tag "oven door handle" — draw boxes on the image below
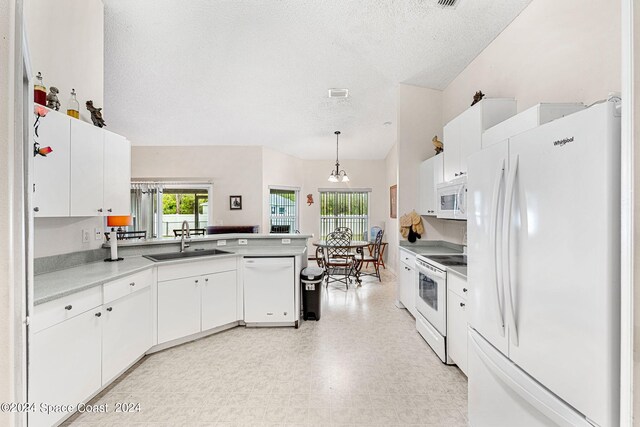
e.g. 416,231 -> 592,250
416,265 -> 446,280
490,159 -> 506,336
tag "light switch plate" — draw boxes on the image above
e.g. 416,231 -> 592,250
282,238 -> 291,244
238,239 -> 248,245
94,228 -> 102,240
217,240 -> 227,246
82,229 -> 90,243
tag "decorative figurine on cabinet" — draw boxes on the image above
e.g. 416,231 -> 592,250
86,100 -> 106,127
471,90 -> 485,106
46,87 -> 60,111
432,135 -> 443,154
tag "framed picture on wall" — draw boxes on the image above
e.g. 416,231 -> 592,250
390,185 -> 397,219
230,195 -> 242,210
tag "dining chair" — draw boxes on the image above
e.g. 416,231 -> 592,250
360,229 -> 384,281
334,227 -> 352,240
323,231 -> 355,289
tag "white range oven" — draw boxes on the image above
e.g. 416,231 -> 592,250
415,256 -> 450,364
414,253 -> 467,364
436,177 -> 467,220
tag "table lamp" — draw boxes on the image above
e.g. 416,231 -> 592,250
105,215 -> 131,262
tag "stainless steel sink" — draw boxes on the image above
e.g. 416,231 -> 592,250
144,249 -> 232,262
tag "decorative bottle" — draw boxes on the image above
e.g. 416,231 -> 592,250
67,89 -> 80,119
34,72 -> 46,106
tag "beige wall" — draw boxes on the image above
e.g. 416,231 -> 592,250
442,0 -> 621,123
385,142 -> 399,273
131,146 -> 264,229
24,0 -> 104,120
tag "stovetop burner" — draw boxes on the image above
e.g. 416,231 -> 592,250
422,254 -> 467,267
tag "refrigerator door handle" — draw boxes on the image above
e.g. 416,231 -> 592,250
502,155 -> 519,346
490,159 -> 506,335
469,329 -> 592,427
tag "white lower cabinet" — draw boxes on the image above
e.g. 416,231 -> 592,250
447,273 -> 468,375
157,259 -> 239,343
201,270 -> 238,330
102,287 -> 152,384
158,276 -> 202,343
29,308 -> 102,427
398,249 -> 416,317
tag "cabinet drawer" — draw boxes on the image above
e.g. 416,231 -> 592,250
157,257 -> 237,282
448,271 -> 468,299
399,249 -> 416,267
32,286 -> 102,333
103,269 -> 152,304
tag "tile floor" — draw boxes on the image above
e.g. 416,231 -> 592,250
66,267 -> 468,426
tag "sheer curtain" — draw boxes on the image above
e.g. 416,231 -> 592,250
130,182 -> 164,239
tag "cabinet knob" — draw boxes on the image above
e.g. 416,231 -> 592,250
455,173 -> 459,177
205,278 -> 209,282
95,312 -> 102,317
460,302 -> 466,307
195,279 -> 199,284
463,288 -> 468,292
97,208 -> 103,213
64,305 -> 72,311
33,207 -> 40,212
107,208 -> 113,212
106,307 -> 113,312
129,282 -> 136,287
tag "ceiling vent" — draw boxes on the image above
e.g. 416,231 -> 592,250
328,88 -> 349,98
436,0 -> 462,8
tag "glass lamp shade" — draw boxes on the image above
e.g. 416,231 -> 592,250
107,215 -> 132,228
328,174 -> 339,183
341,173 -> 350,182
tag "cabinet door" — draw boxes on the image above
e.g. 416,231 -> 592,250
103,131 -> 131,216
201,270 -> 237,330
29,309 -> 102,427
70,120 -> 104,216
243,258 -> 295,323
458,107 -> 483,177
443,120 -> 461,182
447,290 -> 468,375
157,277 -> 201,343
418,158 -> 435,215
400,263 -> 416,317
102,288 -> 152,384
34,109 -> 71,217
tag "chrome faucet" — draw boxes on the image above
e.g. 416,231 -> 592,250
180,220 -> 191,252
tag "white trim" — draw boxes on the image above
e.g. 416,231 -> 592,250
620,0 -> 634,424
318,187 -> 372,193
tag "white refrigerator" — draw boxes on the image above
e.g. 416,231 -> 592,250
466,100 -> 621,427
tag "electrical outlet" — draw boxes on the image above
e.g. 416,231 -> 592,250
238,239 -> 248,245
94,227 -> 102,240
281,238 -> 291,245
217,240 -> 227,246
82,229 -> 90,243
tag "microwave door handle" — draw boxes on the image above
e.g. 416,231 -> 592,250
490,159 -> 506,336
456,184 -> 466,215
502,155 -> 519,346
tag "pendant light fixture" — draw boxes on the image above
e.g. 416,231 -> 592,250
328,131 -> 349,182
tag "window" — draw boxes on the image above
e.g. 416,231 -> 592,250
131,182 -> 212,238
320,191 -> 369,241
269,188 -> 298,233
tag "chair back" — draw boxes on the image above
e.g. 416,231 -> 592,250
326,231 -> 352,259
334,227 -> 352,240
371,229 -> 384,258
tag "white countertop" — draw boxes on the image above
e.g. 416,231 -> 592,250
34,246 -> 307,305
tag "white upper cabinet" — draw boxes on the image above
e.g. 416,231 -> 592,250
33,109 -> 71,217
70,119 -> 104,216
32,108 -> 132,217
103,130 -> 131,216
418,154 -> 443,216
443,99 -> 516,182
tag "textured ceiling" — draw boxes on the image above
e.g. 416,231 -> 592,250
104,0 -> 531,159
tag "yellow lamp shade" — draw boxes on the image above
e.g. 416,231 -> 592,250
107,215 -> 132,227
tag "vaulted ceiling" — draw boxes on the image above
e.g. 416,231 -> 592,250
104,0 -> 531,159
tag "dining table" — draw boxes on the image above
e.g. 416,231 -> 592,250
312,240 -> 370,286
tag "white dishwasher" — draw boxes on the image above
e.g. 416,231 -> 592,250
243,257 -> 295,325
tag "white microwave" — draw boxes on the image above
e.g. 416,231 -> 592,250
436,177 -> 467,220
